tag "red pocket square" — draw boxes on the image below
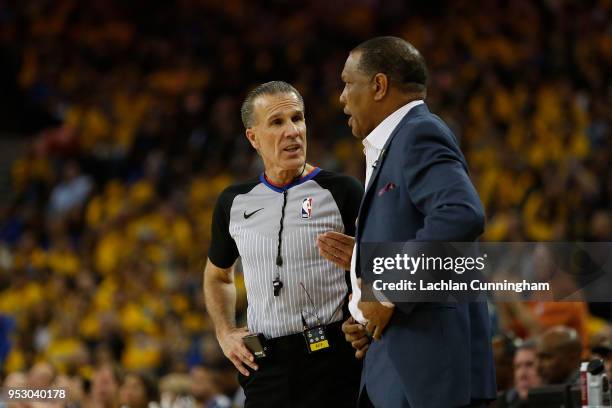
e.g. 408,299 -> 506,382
378,182 -> 396,196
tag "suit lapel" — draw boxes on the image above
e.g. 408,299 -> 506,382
356,103 -> 429,237
354,103 -> 429,276
356,136 -> 394,224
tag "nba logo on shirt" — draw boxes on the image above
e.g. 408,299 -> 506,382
301,198 -> 313,219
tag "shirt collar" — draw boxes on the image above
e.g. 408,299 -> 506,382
259,167 -> 321,193
363,100 -> 424,151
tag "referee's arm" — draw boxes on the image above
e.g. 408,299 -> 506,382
204,259 -> 258,376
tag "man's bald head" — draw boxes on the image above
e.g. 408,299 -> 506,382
536,326 -> 582,384
539,326 -> 581,351
28,362 -> 56,388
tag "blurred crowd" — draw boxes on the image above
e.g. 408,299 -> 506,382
1,361 -> 240,408
492,326 -> 612,407
0,0 -> 611,406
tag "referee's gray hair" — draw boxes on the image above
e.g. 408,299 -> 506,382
240,81 -> 305,128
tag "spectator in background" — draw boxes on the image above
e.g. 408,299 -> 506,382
189,365 -> 231,408
195,360 -> 241,407
496,244 -> 590,354
2,372 -> 29,408
589,210 -> 612,241
27,361 -> 56,388
2,371 -> 28,387
119,372 -> 160,408
536,326 -> 582,386
492,334 -> 517,394
48,160 -> 93,217
504,340 -> 542,407
158,373 -> 191,408
90,363 -> 123,408
53,374 -> 86,408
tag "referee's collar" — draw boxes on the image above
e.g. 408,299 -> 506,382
260,167 -> 321,193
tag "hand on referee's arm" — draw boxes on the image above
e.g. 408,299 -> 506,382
316,231 -> 354,270
342,317 -> 370,359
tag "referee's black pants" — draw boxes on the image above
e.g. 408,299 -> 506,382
238,321 -> 362,408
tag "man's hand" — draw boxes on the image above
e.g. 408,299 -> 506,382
217,327 -> 258,376
342,317 -> 370,359
316,231 -> 354,270
359,301 -> 395,340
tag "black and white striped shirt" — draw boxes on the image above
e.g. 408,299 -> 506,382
208,168 -> 363,338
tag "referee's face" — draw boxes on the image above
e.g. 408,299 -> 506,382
246,92 -> 307,176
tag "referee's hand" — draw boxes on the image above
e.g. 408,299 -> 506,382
218,327 -> 258,376
317,231 -> 354,270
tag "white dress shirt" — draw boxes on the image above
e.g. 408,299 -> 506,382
348,100 -> 425,324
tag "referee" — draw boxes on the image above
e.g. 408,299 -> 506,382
204,81 -> 363,408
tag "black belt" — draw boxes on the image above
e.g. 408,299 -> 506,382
264,320 -> 346,358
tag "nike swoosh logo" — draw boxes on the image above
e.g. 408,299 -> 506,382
243,208 -> 264,219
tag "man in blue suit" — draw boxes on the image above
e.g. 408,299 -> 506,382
317,37 -> 496,407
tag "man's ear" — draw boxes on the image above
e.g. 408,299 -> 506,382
245,128 -> 259,150
372,73 -> 389,101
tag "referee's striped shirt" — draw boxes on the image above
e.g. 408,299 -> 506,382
208,167 -> 363,338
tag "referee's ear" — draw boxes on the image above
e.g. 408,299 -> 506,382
245,128 -> 260,153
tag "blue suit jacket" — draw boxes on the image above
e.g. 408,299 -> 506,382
356,103 -> 496,407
